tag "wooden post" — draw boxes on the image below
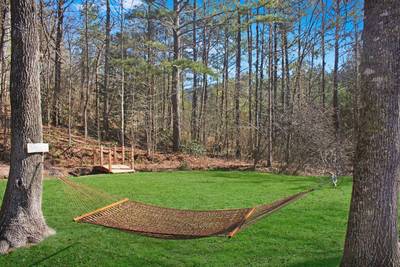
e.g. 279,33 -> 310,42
93,147 -> 96,165
130,145 -> 135,170
100,145 -> 104,166
114,146 -> 117,163
122,146 -> 125,165
108,149 -> 112,172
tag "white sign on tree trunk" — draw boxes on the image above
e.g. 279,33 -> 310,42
27,143 -> 49,154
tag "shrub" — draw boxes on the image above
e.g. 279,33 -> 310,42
178,160 -> 191,171
181,141 -> 206,156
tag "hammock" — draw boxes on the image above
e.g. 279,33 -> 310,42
60,177 -> 313,239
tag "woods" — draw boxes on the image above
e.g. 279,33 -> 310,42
0,0 -> 363,174
1,0 -> 400,264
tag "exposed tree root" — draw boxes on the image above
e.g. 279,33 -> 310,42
0,224 -> 55,254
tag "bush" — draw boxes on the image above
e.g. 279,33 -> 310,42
178,160 -> 191,171
181,141 -> 206,156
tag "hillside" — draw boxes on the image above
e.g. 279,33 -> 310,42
0,126 -> 253,178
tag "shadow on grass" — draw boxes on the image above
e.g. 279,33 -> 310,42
28,243 -> 78,267
289,256 -> 341,267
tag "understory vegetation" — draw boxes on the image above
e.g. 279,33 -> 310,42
0,171 -> 351,266
0,0 -> 363,174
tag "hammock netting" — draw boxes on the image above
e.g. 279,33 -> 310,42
60,177 -> 312,239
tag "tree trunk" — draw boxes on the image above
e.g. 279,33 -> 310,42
120,0 -> 125,147
52,0 -> 64,126
352,16 -> 360,146
267,23 -> 273,167
272,23 -> 278,136
0,0 -> 9,111
199,6 -> 210,145
171,0 -> 181,152
234,11 -> 241,159
145,2 -> 154,155
282,27 -> 291,165
103,0 -> 111,137
222,27 -> 229,155
190,0 -> 198,142
341,1 -> 400,266
67,39 -> 73,146
247,7 -> 253,153
83,0 -> 90,141
253,8 -> 260,164
0,0 -> 54,254
332,0 -> 340,137
320,0 -> 326,107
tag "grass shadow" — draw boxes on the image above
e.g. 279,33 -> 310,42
28,243 -> 78,266
289,256 -> 341,267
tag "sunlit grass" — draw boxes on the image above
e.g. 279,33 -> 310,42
0,171 -> 351,267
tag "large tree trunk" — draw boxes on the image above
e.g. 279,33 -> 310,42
341,1 -> 400,266
0,0 -> 54,254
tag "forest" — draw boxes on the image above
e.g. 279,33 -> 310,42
1,0 -> 400,265
0,0 -> 362,174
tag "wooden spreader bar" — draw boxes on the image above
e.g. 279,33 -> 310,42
228,207 -> 256,238
74,198 -> 129,222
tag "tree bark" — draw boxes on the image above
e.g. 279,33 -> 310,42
234,11 -> 241,159
341,1 -> 400,266
0,0 -> 54,254
120,0 -> 125,147
171,0 -> 181,152
320,0 -> 326,107
0,0 -> 9,111
52,0 -> 64,126
222,27 -> 229,155
282,27 -> 291,165
83,0 -> 90,141
246,6 -> 253,153
332,0 -> 340,137
190,0 -> 198,142
103,0 -> 111,137
267,23 -> 273,167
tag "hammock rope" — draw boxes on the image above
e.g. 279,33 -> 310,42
59,177 -> 313,239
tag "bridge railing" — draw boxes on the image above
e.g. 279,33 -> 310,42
93,145 -> 135,172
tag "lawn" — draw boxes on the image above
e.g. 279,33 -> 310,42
0,171 -> 351,267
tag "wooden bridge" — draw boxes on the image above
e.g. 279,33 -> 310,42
93,145 -> 135,174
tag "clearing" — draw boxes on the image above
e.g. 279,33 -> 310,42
0,171 -> 350,266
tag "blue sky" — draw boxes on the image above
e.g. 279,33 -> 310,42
69,0 -> 363,72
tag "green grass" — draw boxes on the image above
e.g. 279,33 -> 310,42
0,171 -> 351,267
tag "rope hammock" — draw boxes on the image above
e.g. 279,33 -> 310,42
59,177 -> 313,239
